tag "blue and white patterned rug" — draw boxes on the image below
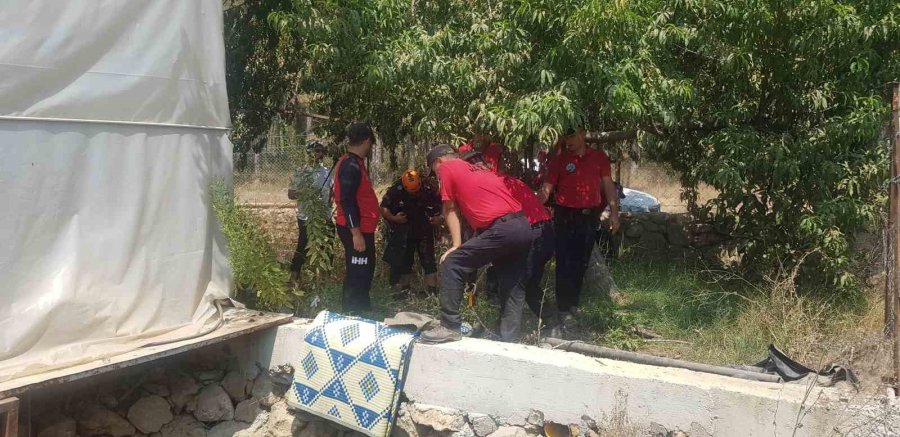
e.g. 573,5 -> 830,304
286,311 -> 417,437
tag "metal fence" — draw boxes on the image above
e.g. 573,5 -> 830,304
234,146 -> 698,212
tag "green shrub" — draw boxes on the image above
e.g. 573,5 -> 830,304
210,181 -> 292,310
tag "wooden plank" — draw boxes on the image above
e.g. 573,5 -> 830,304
0,398 -> 17,414
0,310 -> 292,398
0,397 -> 18,437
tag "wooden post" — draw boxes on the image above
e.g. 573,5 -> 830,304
891,82 -> 900,389
0,397 -> 19,437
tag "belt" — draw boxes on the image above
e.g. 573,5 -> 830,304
531,219 -> 551,229
478,212 -> 525,233
554,206 -> 600,218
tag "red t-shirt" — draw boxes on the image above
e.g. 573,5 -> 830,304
482,143 -> 504,174
503,176 -> 550,225
437,159 -> 521,230
546,148 -> 612,208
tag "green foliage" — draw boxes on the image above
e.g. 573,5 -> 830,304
265,0 -> 899,290
211,181 -> 293,310
293,164 -> 340,280
649,0 -> 897,288
225,0 -> 299,152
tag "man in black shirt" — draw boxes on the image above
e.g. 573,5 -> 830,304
380,169 -> 443,296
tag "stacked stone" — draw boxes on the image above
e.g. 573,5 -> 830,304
30,348 -> 362,437
394,403 -> 619,437
619,212 -> 728,262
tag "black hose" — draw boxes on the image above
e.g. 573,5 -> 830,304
543,338 -> 782,384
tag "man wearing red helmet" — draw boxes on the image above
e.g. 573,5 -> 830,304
380,169 -> 443,296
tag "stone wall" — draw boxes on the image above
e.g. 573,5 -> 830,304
616,212 -> 729,263
27,342 -> 668,437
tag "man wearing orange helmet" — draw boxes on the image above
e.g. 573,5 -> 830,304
380,169 -> 443,296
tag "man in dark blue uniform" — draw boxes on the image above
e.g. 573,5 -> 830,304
380,169 -> 443,296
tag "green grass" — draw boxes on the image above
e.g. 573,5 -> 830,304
286,252 -> 886,384
572,259 -> 884,373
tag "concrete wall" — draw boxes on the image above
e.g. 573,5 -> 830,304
253,322 -> 861,437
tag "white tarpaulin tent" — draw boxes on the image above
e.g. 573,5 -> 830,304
0,0 -> 232,383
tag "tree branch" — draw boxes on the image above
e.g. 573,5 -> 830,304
586,129 -> 638,143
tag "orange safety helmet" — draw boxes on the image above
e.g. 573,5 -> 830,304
401,169 -> 422,193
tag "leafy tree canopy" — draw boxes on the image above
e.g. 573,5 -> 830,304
258,0 -> 899,289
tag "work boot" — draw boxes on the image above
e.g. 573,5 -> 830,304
419,325 -> 462,344
541,323 -> 564,340
390,284 -> 411,301
561,311 -> 578,330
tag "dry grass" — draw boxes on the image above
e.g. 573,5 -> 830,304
618,162 -> 718,213
235,179 -> 293,204
597,391 -> 643,437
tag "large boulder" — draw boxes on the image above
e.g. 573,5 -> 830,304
666,223 -> 690,247
393,404 -> 419,437
143,383 -> 171,398
128,396 -> 174,434
77,404 -> 136,437
194,385 -> 234,422
263,401 -> 303,436
194,370 -> 225,385
169,375 -> 201,414
234,399 -> 261,424
35,412 -> 77,437
468,413 -> 498,437
639,232 -> 668,252
222,371 -> 250,402
409,404 -> 467,433
251,373 -> 279,408
159,415 -> 207,437
207,421 -> 248,437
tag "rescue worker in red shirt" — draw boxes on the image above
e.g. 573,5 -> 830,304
539,128 -> 621,326
461,134 -> 505,174
420,145 -> 532,343
380,169 -> 443,296
462,151 -> 561,336
333,123 -> 380,313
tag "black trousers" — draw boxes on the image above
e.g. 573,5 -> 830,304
290,217 -> 309,274
386,232 -> 437,286
554,207 -> 599,312
439,213 -> 531,341
337,225 -> 375,313
526,221 -> 558,324
484,221 -> 558,325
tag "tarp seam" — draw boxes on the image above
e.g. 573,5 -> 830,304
0,116 -> 230,131
0,62 -> 223,86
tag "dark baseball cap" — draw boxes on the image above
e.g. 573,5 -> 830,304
461,150 -> 482,163
426,144 -> 456,167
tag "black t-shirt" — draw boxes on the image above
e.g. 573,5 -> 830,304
380,179 -> 441,238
